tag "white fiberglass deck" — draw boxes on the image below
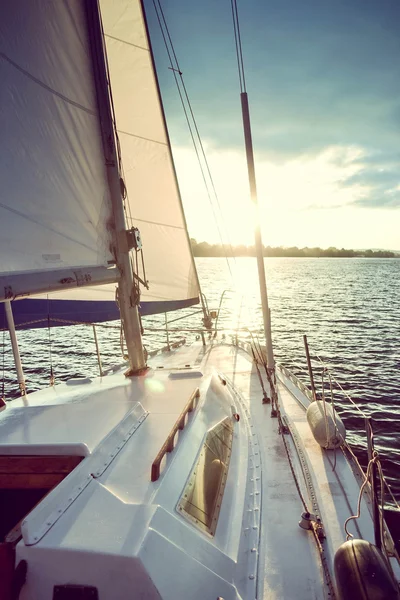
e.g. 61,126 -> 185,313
0,341 -> 392,599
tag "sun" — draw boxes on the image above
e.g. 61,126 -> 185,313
171,143 -> 400,251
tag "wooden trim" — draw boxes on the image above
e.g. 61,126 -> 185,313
0,455 -> 82,475
151,388 -> 200,482
0,474 -> 65,490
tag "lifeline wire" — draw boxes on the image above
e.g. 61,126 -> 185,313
314,354 -> 399,507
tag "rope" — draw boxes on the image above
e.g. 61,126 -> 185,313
244,334 -> 336,596
313,355 -> 400,508
280,424 -> 308,513
250,345 -> 270,403
328,372 -> 338,470
315,355 -> 368,419
321,367 -> 330,449
344,453 -> 378,540
343,449 -> 395,565
152,0 -> 236,278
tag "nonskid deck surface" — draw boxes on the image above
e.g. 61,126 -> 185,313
0,341 -> 394,599
201,343 -> 326,599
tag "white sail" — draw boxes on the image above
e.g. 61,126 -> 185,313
0,0 -> 116,298
0,0 -> 199,322
100,0 -> 199,309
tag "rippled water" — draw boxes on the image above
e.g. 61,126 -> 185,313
2,257 -> 399,501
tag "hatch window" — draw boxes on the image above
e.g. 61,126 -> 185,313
177,417 -> 233,536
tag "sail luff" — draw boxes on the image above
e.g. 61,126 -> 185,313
85,0 -> 146,372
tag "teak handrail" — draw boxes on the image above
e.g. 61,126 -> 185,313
151,388 -> 200,482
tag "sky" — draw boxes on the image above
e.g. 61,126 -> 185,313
144,0 -> 400,250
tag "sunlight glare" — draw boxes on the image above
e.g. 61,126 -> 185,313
171,143 -> 400,250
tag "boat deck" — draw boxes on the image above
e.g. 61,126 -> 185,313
1,340 -> 396,599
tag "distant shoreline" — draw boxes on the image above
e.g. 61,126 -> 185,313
191,240 -> 399,259
194,254 -> 400,258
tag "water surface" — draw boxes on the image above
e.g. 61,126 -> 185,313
2,257 -> 399,501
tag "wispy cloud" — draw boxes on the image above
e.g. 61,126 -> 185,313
146,0 -> 400,246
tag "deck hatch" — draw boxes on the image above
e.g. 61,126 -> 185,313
177,417 -> 234,536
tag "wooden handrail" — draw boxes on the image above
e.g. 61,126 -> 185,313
151,388 -> 200,482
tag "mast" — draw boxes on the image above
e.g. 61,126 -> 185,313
241,94 -> 274,368
232,1 -> 274,368
86,0 -> 146,373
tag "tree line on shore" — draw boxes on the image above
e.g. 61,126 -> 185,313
190,240 -> 398,258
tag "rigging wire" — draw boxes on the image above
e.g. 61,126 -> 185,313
152,0 -> 236,278
155,0 -> 230,226
230,0 -> 246,93
314,354 -> 399,508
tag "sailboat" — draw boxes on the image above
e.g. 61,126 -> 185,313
0,1 -> 399,599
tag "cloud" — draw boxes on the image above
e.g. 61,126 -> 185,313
352,190 -> 400,209
337,151 -> 400,208
147,0 -> 400,211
